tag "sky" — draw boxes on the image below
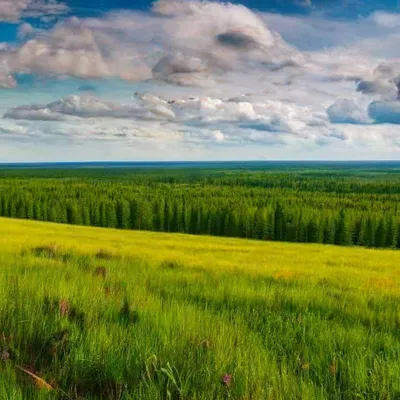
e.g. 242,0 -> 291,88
0,0 -> 399,161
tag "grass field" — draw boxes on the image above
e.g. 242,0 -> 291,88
0,217 -> 399,399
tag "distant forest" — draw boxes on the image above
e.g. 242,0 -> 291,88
1,164 -> 400,248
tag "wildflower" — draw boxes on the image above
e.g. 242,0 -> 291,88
1,350 -> 10,361
221,373 -> 232,387
329,363 -> 337,376
59,299 -> 70,316
302,362 -> 310,370
94,266 -> 107,278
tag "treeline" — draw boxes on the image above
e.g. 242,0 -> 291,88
1,170 -> 400,248
3,166 -> 400,193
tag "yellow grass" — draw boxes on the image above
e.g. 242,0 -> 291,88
1,217 -> 400,399
1,217 -> 399,296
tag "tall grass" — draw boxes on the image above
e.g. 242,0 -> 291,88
0,218 -> 399,399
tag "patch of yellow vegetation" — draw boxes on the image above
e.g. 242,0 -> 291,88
273,270 -> 301,280
367,277 -> 397,291
1,217 -> 400,296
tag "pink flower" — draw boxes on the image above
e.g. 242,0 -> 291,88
221,373 -> 232,387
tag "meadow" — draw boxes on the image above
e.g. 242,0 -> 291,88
0,217 -> 399,399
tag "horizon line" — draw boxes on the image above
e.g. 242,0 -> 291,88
1,160 -> 400,165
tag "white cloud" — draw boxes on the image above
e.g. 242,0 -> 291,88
370,12 -> 400,29
4,17 -> 152,81
154,0 -> 304,70
0,73 -> 16,88
327,98 -> 371,124
18,22 -> 35,39
213,130 -> 224,142
4,94 -> 177,121
3,92 -> 335,147
0,0 -> 306,85
0,0 -> 68,22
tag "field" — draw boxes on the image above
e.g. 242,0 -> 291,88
0,217 -> 399,399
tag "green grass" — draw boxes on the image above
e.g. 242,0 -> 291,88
0,217 -> 399,399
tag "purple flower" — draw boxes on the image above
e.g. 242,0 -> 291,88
221,373 -> 232,387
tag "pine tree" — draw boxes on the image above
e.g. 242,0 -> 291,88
117,200 -> 131,229
91,204 -> 101,227
106,203 -> 117,228
307,219 -> 319,243
9,200 -> 17,218
16,201 -> 26,219
49,206 -> 59,223
385,216 -> 398,248
374,219 -> 387,248
323,217 -> 335,245
82,206 -> 91,226
34,203 -> 43,221
365,217 -> 375,247
274,202 -> 284,241
100,202 -> 107,227
26,200 -> 34,220
254,208 -> 265,240
67,204 -> 79,225
335,211 -> 352,246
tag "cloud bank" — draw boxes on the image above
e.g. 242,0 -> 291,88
1,0 -> 400,160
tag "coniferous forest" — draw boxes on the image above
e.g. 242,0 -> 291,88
1,162 -> 400,248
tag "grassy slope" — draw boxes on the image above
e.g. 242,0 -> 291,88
0,217 -> 399,399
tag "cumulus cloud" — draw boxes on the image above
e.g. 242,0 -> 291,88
356,79 -> 398,98
151,53 -> 214,87
370,12 -> 400,29
0,0 -> 305,86
152,54 -> 206,76
150,0 -> 305,84
18,22 -> 35,39
354,61 -> 400,99
169,0 -> 301,65
0,0 -> 68,22
369,101 -> 400,124
0,58 -> 15,89
1,16 -> 152,81
327,99 -> 371,124
0,73 -> 16,88
374,61 -> 400,80
4,91 -> 336,147
4,95 -> 177,121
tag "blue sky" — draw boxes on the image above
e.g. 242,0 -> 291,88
0,0 -> 399,161
49,0 -> 400,17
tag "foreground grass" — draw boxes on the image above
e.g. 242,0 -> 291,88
0,218 -> 399,399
